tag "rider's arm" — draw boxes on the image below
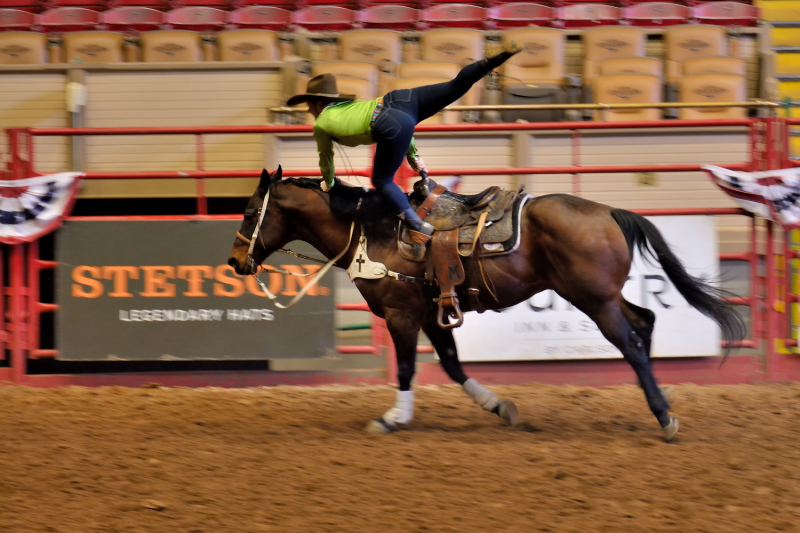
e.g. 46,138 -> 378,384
406,137 -> 427,174
313,125 -> 335,188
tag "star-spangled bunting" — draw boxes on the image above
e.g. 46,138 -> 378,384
704,165 -> 800,228
0,172 -> 83,243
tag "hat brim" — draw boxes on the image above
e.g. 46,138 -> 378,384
286,93 -> 356,107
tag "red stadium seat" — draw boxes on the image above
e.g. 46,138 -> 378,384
0,8 -> 37,29
623,2 -> 689,26
419,3 -> 486,29
169,0 -> 227,8
42,0 -> 107,10
231,0 -> 293,11
356,4 -> 417,29
0,0 -> 44,13
100,6 -> 162,30
37,7 -> 98,31
303,0 -> 357,8
555,3 -> 620,27
106,0 -> 166,9
165,6 -> 226,30
228,5 -> 290,28
691,1 -> 758,26
291,6 -> 355,30
487,2 -> 553,28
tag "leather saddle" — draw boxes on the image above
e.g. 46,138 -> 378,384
398,179 -> 525,329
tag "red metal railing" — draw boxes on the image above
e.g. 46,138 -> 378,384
2,117 -> 795,387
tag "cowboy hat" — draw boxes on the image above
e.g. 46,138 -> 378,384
286,74 -> 356,107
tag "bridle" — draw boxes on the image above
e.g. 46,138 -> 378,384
235,182 -> 355,309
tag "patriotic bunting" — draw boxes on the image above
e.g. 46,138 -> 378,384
0,172 -> 83,243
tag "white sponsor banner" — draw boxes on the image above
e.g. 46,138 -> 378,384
453,216 -> 720,361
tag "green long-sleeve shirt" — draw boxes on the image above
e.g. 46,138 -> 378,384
313,98 -> 418,186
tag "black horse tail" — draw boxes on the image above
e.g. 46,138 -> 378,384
610,208 -> 746,357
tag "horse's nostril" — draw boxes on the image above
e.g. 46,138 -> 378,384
228,257 -> 239,269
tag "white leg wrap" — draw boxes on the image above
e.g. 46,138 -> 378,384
381,390 -> 414,428
463,378 -> 500,412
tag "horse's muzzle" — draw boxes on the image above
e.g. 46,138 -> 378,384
228,255 -> 256,276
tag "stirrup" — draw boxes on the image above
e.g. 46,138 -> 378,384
408,228 -> 432,245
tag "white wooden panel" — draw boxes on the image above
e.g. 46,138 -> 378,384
82,70 -> 282,197
0,73 -> 70,174
278,137 -> 373,186
414,135 -> 513,193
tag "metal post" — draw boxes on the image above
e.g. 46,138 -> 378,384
195,134 -> 207,215
10,244 -> 26,384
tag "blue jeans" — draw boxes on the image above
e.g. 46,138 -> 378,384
369,60 -> 492,217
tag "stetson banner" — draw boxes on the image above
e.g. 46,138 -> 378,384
56,220 -> 334,361
453,216 -> 720,361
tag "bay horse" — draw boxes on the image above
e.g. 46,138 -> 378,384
228,167 -> 744,441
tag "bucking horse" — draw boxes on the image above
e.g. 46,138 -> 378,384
228,167 -> 745,441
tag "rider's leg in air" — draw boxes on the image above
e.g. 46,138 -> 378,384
370,42 -> 523,241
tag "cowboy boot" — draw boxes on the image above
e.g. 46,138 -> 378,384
478,41 -> 523,73
399,208 -> 434,245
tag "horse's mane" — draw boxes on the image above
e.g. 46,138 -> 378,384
281,177 -> 397,238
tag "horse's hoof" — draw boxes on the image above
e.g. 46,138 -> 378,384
662,417 -> 679,442
497,400 -> 519,427
365,418 -> 394,434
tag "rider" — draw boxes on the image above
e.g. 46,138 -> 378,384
286,42 -> 522,244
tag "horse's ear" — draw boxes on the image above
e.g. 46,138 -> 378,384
273,165 -> 283,182
259,168 -> 270,190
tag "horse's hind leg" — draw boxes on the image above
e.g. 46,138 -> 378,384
621,300 -> 673,407
422,317 -> 518,426
587,299 -> 678,441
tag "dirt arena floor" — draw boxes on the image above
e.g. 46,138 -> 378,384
2,383 -> 800,533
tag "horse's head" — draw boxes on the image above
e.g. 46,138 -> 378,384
228,166 -> 290,276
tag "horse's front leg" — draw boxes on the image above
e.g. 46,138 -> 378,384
365,306 -> 422,434
422,313 -> 519,427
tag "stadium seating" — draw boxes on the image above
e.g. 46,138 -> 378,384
0,8 -> 37,29
338,29 -> 402,64
593,73 -> 662,121
0,0 -> 42,13
165,6 -> 226,31
140,28 -> 202,60
664,24 -> 728,83
397,59 -> 460,78
356,5 -> 418,30
231,0 -> 292,11
598,56 -> 662,77
418,28 -> 484,63
556,3 -> 621,27
217,28 -> 280,60
62,29 -> 124,61
100,6 -> 163,31
169,0 -> 227,8
486,2 -> 553,29
419,3 -> 486,29
291,6 -> 356,30
691,1 -> 758,27
43,0 -> 107,10
0,30 -> 47,62
498,27 -> 566,121
582,26 -> 645,88
37,6 -> 99,31
681,55 -> 745,76
679,72 -> 746,119
227,6 -> 291,30
106,0 -> 166,10
622,2 -> 689,26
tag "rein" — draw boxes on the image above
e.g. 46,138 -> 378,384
236,184 -> 355,309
